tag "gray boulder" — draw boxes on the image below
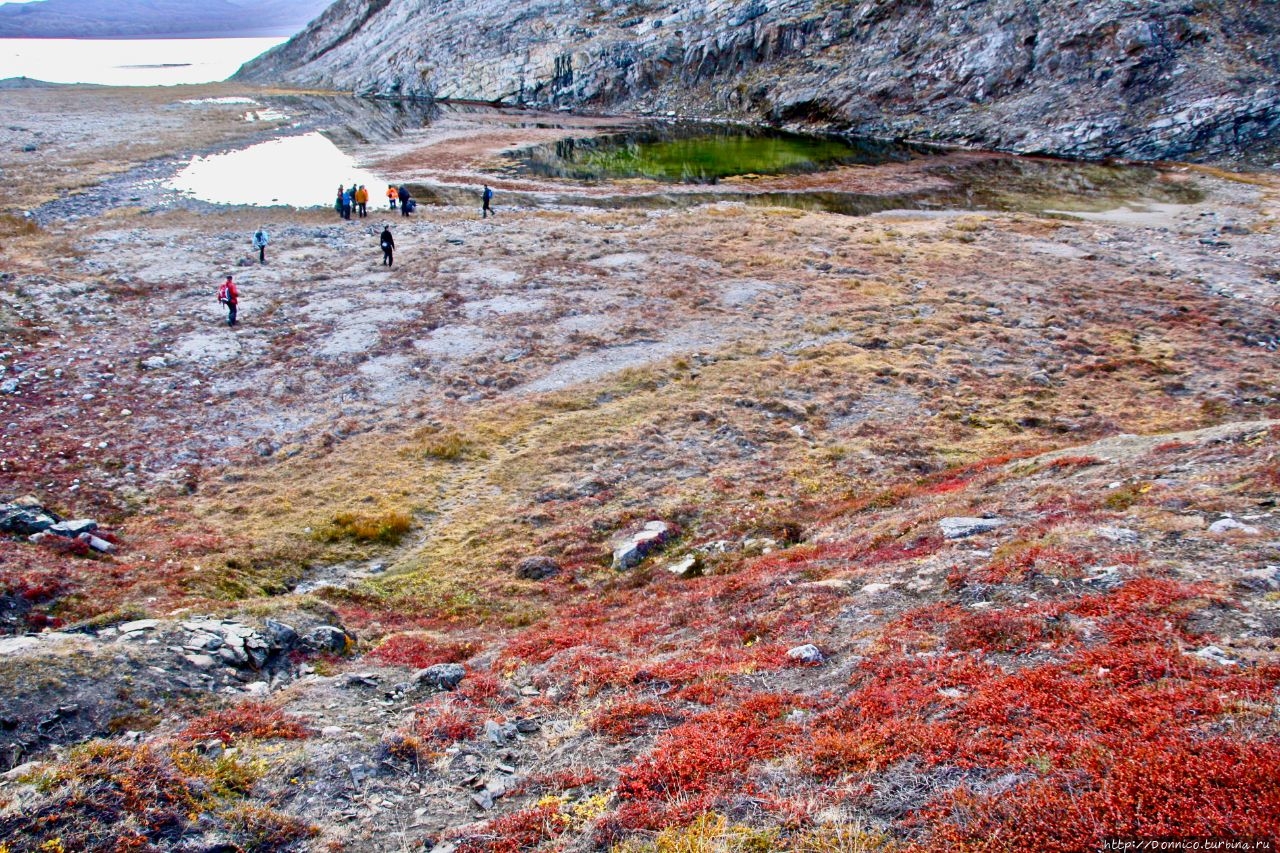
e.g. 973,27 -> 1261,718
787,644 -> 825,665
612,520 -> 676,570
263,619 -> 299,650
0,503 -> 58,535
305,625 -> 351,653
48,519 -> 98,537
414,663 -> 466,691
513,556 -> 561,580
939,517 -> 1006,540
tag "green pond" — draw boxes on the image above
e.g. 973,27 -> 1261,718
513,124 -> 931,182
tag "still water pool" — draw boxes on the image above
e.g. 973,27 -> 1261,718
513,124 -> 931,183
0,37 -> 285,86
166,132 -> 386,208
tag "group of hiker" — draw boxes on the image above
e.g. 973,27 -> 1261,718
218,182 -> 498,327
337,183 -> 496,220
335,184 -> 371,220
337,183 -> 418,219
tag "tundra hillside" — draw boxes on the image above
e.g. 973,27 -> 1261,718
0,85 -> 1279,851
237,0 -> 1280,162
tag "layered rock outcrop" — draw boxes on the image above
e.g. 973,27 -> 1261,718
235,0 -> 1280,161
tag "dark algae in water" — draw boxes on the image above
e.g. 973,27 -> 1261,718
514,123 -> 931,182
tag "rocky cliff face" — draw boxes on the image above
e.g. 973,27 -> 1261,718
235,0 -> 1280,161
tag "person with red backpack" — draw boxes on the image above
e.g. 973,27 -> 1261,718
217,274 -> 239,327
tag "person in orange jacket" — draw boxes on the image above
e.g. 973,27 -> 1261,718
386,184 -> 398,210
355,185 -> 369,217
217,274 -> 239,327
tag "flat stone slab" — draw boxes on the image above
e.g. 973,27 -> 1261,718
939,517 -> 1006,539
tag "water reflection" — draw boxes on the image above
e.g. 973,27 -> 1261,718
512,124 -> 935,183
166,132 -> 385,207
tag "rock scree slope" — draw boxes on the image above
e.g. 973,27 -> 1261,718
236,0 -> 1280,161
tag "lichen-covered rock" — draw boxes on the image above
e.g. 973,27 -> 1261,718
236,0 -> 1280,162
304,625 -> 352,653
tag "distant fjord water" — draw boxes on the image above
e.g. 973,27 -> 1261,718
0,36 -> 286,86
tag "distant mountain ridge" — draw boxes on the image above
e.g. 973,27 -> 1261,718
0,0 -> 331,38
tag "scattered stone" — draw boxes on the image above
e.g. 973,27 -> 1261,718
664,554 -> 703,578
182,618 -> 274,669
1095,526 -> 1139,544
786,644 -> 824,665
263,619 -> 299,650
0,636 -> 43,655
0,379 -> 17,395
860,582 -> 893,596
470,790 -> 494,811
1082,565 -> 1124,589
939,517 -> 1006,540
79,533 -> 116,554
0,502 -> 59,535
483,720 -> 507,745
514,718 -> 539,734
415,663 -> 466,691
305,625 -> 351,653
612,520 -> 676,570
513,555 -> 560,580
2,761 -> 43,781
118,619 -> 159,634
741,537 -> 779,556
140,356 -> 168,370
1209,517 -> 1259,535
183,653 -> 217,670
1234,567 -> 1280,594
321,726 -> 345,738
242,681 -> 271,696
48,519 -> 98,537
341,672 -> 380,688
1192,645 -> 1238,666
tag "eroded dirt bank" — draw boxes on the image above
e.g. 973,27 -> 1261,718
1,86 -> 1279,852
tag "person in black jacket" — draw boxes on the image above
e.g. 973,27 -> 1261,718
397,184 -> 411,216
380,225 -> 394,266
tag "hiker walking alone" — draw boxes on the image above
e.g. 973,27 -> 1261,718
252,227 -> 269,264
482,184 -> 494,218
355,185 -> 369,218
387,184 -> 398,210
380,225 -> 394,267
217,274 -> 239,327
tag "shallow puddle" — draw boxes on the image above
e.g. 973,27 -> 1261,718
166,132 -> 386,208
